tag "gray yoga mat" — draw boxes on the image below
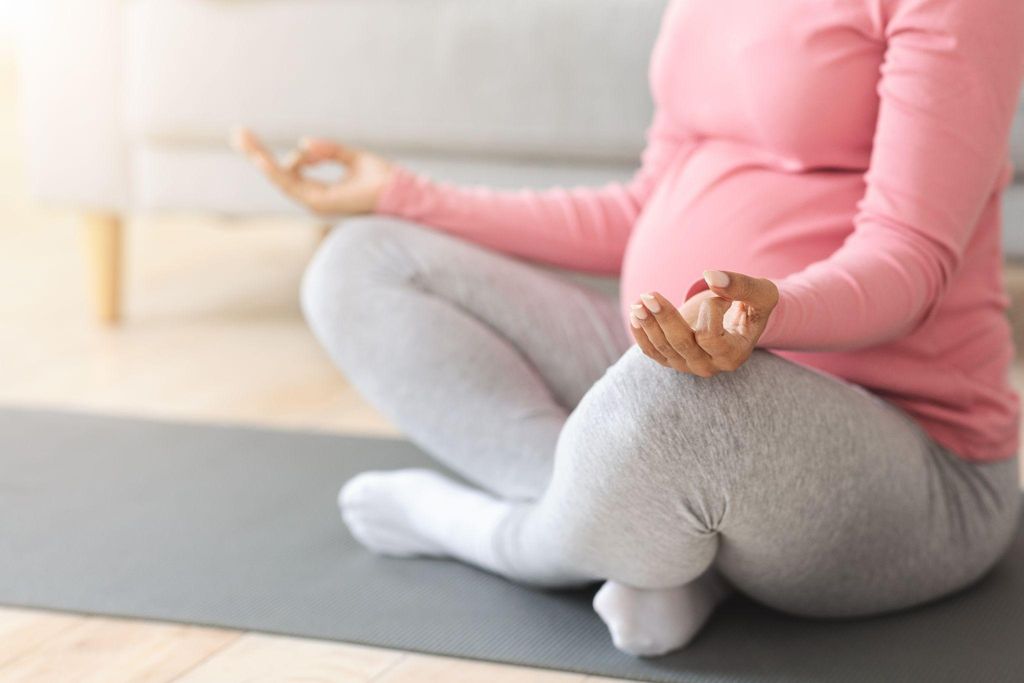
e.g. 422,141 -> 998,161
2,407 -> 1023,682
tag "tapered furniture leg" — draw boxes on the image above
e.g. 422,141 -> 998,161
317,223 -> 334,245
83,213 -> 123,324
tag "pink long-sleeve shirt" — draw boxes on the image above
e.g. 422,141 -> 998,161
376,0 -> 1024,462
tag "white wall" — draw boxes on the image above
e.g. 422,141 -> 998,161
0,0 -> 24,52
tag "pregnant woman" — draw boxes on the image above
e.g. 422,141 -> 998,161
237,0 -> 1024,656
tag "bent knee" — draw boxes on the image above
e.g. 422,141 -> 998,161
557,347 -> 789,521
565,347 -> 739,468
300,217 -> 419,328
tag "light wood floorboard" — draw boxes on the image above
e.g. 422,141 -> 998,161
0,614 -> 238,683
0,607 -> 86,670
172,633 -> 405,683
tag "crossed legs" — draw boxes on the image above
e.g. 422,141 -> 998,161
302,218 -> 1021,656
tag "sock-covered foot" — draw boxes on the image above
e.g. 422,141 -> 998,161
593,571 -> 730,657
339,468 -> 512,569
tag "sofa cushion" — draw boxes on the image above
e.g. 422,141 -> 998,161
126,0 -> 666,165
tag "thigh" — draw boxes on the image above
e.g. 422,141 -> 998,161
308,217 -> 632,409
705,354 -> 1022,618
518,348 -> 1021,607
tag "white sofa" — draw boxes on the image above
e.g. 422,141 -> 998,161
17,0 -> 1024,323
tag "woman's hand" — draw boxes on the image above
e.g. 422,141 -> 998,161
630,270 -> 779,377
230,127 -> 395,216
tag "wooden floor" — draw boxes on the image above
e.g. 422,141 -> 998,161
0,606 -> 631,683
3,47 -> 1024,682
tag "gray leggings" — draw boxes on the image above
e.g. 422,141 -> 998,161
302,217 -> 1021,618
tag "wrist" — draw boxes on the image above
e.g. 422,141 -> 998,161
756,280 -> 788,347
372,164 -> 416,216
367,165 -> 396,212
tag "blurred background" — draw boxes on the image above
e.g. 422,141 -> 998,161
0,0 -> 668,438
0,1 -> 394,434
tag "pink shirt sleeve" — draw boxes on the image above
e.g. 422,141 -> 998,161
754,0 -> 1024,351
374,109 -> 690,275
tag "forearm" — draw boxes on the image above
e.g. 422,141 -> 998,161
757,225 -> 955,351
374,108 -> 692,274
375,166 -> 645,274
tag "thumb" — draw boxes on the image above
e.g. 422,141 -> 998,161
703,270 -> 778,308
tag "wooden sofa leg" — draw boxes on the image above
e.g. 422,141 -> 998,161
83,213 -> 123,324
317,223 -> 334,245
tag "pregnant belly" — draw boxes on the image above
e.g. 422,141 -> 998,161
620,141 -> 868,318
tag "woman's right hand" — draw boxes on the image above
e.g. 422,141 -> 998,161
231,127 -> 395,217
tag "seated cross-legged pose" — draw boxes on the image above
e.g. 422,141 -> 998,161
236,0 -> 1024,657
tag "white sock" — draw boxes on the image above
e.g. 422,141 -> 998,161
338,468 -> 512,573
342,469 -> 729,657
593,571 -> 730,657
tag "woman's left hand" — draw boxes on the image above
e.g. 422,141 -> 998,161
630,270 -> 779,377
231,128 -> 394,217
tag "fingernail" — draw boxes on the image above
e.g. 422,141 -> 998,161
630,303 -> 648,320
283,151 -> 300,167
630,315 -> 642,329
300,137 -> 314,149
640,293 -> 661,313
704,270 -> 730,288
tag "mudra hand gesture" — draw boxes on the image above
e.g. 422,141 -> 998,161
630,270 -> 779,377
231,127 -> 394,217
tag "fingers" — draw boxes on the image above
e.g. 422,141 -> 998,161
258,157 -> 315,203
283,149 -> 310,175
640,292 -> 714,371
631,319 -> 670,366
231,127 -> 329,208
694,296 -> 729,348
231,127 -> 277,172
632,292 -> 715,377
630,290 -> 759,376
703,269 -> 778,310
631,269 -> 778,375
694,297 -> 747,371
632,303 -> 683,371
